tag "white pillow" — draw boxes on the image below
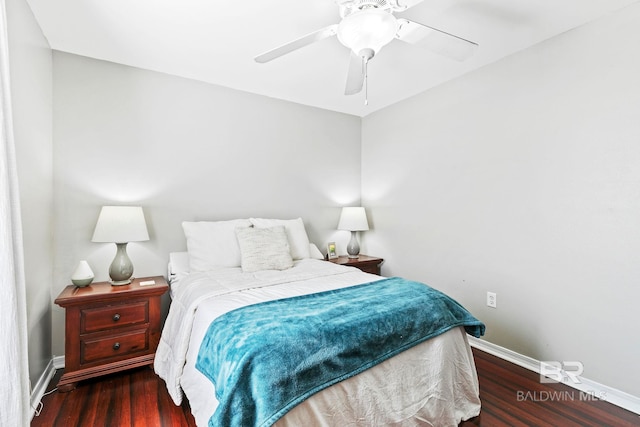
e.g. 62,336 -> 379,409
236,226 -> 293,273
249,217 -> 311,260
182,219 -> 252,272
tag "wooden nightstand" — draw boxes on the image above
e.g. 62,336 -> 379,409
327,255 -> 384,275
54,276 -> 169,392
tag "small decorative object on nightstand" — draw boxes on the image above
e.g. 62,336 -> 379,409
327,254 -> 383,275
337,207 -> 369,259
54,276 -> 168,392
71,260 -> 94,287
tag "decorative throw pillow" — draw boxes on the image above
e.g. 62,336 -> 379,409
182,219 -> 252,272
249,217 -> 311,260
236,226 -> 294,273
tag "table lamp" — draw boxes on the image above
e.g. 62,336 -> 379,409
337,207 -> 369,259
91,206 -> 149,285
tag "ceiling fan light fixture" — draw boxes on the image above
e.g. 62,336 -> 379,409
337,9 -> 398,58
255,0 -> 478,99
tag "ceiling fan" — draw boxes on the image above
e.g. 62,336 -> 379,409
255,0 -> 478,100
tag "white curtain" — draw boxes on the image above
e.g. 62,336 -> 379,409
0,0 -> 30,425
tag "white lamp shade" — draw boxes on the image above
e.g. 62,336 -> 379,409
337,9 -> 398,56
91,206 -> 149,243
338,207 -> 370,231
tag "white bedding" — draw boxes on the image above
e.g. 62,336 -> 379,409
155,258 -> 481,426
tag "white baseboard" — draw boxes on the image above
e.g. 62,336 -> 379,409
53,355 -> 65,370
469,337 -> 640,416
29,359 -> 57,421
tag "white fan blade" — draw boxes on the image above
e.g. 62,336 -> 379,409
345,53 -> 365,95
255,25 -> 338,63
395,19 -> 478,61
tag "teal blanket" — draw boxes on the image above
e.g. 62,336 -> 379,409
196,277 -> 485,427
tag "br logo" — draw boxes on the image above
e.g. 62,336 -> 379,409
539,361 -> 584,384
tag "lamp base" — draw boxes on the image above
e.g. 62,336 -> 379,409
346,230 -> 361,259
109,242 -> 135,286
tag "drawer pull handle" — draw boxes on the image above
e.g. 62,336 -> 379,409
113,314 -> 121,322
113,342 -> 121,351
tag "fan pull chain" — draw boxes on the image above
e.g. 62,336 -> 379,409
364,58 -> 369,106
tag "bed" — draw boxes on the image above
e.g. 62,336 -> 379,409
154,218 -> 484,427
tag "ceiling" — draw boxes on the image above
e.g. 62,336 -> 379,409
26,0 -> 637,117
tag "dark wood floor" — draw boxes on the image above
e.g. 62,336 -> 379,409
463,349 -> 638,426
32,348 -> 639,426
31,366 -> 197,427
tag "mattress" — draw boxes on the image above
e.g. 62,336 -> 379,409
155,258 -> 481,426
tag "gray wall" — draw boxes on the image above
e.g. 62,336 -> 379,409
6,0 -> 53,387
362,3 -> 640,397
51,52 -> 362,357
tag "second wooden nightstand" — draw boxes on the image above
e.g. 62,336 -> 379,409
54,276 -> 169,391
327,254 -> 384,275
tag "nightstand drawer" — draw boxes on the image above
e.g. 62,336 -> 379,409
81,329 -> 149,364
81,301 -> 148,333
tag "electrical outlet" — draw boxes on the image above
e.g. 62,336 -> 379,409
487,292 -> 497,308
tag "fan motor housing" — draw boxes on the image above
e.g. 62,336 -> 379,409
338,0 -> 394,18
